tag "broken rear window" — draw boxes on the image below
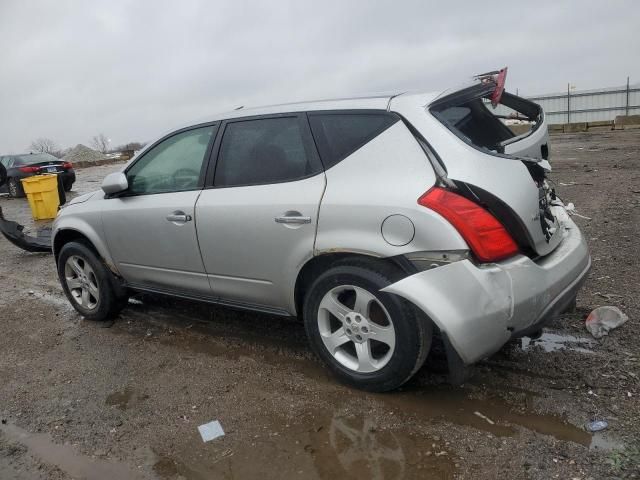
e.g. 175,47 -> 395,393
430,86 -> 542,154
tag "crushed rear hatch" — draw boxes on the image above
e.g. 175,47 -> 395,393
427,68 -> 562,258
430,68 -> 550,161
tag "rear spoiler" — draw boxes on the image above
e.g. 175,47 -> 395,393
430,67 -> 541,122
473,67 -> 508,106
430,67 -> 510,110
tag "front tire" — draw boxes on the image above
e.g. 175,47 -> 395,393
303,262 -> 432,392
57,241 -> 125,321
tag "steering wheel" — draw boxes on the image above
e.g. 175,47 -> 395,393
173,168 -> 200,190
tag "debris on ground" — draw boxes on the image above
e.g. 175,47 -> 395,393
586,420 -> 609,432
198,420 -> 225,442
0,207 -> 52,253
473,411 -> 495,425
565,202 -> 592,220
585,306 -> 629,339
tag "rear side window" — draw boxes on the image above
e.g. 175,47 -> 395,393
215,117 -> 314,187
308,112 -> 399,169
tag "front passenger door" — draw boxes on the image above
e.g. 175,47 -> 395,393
102,124 -> 217,296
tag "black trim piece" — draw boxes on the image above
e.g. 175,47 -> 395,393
126,283 -> 292,317
397,114 -> 449,178
454,181 -> 537,258
387,254 -> 419,276
0,206 -> 51,253
429,83 -> 494,111
204,112 -> 323,189
442,333 -> 472,382
307,110 -> 400,170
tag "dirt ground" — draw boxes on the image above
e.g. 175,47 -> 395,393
0,131 -> 638,480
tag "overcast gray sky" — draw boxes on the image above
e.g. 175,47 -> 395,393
1,0 -> 639,153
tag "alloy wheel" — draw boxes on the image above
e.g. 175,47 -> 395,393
317,285 -> 396,373
64,255 -> 100,310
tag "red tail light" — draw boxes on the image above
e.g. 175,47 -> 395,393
62,162 -> 73,169
418,187 -> 519,262
19,166 -> 40,173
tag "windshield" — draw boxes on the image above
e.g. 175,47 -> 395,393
13,153 -> 59,166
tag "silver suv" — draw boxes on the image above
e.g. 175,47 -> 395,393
53,72 -> 590,391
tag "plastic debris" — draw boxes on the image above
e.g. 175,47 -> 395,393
473,411 -> 495,425
586,420 -> 608,432
0,207 -> 52,253
198,420 -> 225,442
564,202 -> 592,220
585,306 -> 628,339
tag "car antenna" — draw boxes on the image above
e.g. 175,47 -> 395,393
234,105 -> 244,110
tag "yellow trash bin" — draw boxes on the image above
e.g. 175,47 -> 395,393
20,174 -> 60,220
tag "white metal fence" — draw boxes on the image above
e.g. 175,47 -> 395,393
524,80 -> 640,125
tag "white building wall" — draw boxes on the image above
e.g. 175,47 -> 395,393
491,83 -> 639,124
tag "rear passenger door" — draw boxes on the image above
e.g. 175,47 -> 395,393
195,114 -> 325,313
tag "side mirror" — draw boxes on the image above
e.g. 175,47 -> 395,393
101,172 -> 129,195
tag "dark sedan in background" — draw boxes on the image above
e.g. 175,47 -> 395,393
0,153 -> 75,198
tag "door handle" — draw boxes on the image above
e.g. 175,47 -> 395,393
166,212 -> 192,223
275,215 -> 311,225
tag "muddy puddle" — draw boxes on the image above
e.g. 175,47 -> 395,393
153,410 -> 456,480
99,299 -> 619,479
117,297 -> 331,382
0,422 -> 152,479
520,331 -> 596,354
378,387 -> 617,451
149,390 -> 619,480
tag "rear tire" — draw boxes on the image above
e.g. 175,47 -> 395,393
57,241 -> 126,321
303,262 -> 432,392
7,178 -> 24,198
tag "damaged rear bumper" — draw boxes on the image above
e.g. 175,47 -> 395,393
0,207 -> 52,253
382,210 -> 590,365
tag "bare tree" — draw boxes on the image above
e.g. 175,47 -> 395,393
91,133 -> 110,153
29,138 -> 60,155
114,141 -> 146,151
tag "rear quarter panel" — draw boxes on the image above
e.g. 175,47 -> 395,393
315,121 -> 468,258
391,94 -> 557,256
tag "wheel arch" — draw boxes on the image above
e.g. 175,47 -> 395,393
53,225 -> 117,274
292,251 -> 415,317
54,227 -> 128,299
